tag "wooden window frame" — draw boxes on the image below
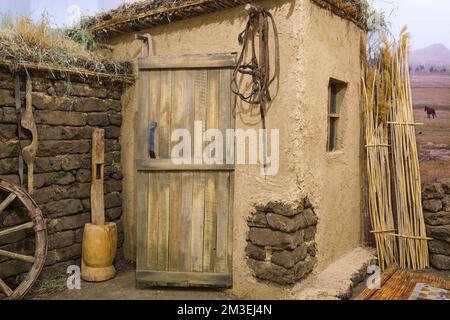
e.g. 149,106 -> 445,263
327,79 -> 347,152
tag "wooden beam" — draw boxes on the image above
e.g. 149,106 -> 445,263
91,128 -> 105,226
139,53 -> 236,70
0,222 -> 34,239
0,278 -> 13,297
0,193 -> 17,214
0,249 -> 35,264
136,159 -> 235,172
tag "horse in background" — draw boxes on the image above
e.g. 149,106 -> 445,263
424,106 -> 437,119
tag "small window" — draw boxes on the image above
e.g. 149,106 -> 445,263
327,79 -> 347,152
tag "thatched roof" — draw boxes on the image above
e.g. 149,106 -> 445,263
82,0 -> 368,39
0,16 -> 134,83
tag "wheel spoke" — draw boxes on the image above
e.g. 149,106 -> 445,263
0,193 -> 17,214
0,222 -> 34,239
0,278 -> 13,297
0,249 -> 35,264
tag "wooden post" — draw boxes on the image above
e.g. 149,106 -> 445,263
91,128 -> 105,226
21,78 -> 38,194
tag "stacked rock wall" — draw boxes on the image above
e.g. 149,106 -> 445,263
422,181 -> 450,270
246,198 -> 318,285
0,71 -> 125,282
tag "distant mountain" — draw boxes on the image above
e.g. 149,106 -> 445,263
410,44 -> 450,67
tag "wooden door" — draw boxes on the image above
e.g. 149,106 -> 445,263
136,54 -> 235,287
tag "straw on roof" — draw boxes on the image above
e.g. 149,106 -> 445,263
0,16 -> 134,83
82,0 -> 368,39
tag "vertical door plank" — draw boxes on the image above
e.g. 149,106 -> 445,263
147,71 -> 161,269
147,172 -> 160,269
168,70 -> 186,271
215,69 -> 232,272
149,71 -> 161,157
136,172 -> 149,269
191,70 -> 208,272
179,72 -> 194,271
159,70 -> 172,159
203,69 -> 220,272
215,171 -> 229,273
169,172 -> 182,271
157,171 -> 170,271
227,172 -> 234,273
227,68 -> 236,273
194,70 -> 208,163
180,172 -> 193,271
137,72 -> 150,159
203,173 -> 217,272
191,172 -> 205,272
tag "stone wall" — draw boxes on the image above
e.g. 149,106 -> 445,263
246,198 -> 318,285
0,71 -> 125,283
422,181 -> 450,270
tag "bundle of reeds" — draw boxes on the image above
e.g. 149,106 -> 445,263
389,29 -> 429,270
361,36 -> 398,270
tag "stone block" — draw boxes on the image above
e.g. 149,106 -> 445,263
109,113 -> 122,126
105,126 -> 121,139
442,196 -> 450,212
430,254 -> 450,270
422,183 -> 445,200
246,242 -> 266,261
43,199 -> 84,217
271,244 -> 307,269
266,213 -> 307,233
424,211 -> 450,226
0,124 -> 17,139
0,107 -> 17,123
48,230 -> 75,250
0,89 -> 14,106
442,180 -> 450,194
37,125 -> 92,140
105,192 -> 122,209
87,113 -> 110,126
37,140 -> 91,157
303,208 -> 318,226
76,169 -> 91,183
303,226 -> 317,241
35,110 -> 87,126
0,157 -> 18,175
248,228 -> 303,250
423,199 -> 443,213
247,212 -> 268,228
51,212 -> 91,232
32,92 -> 74,111
426,225 -> 450,243
429,240 -> 450,256
106,207 -> 122,221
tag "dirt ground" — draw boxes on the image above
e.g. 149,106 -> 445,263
412,74 -> 450,183
30,260 -> 237,300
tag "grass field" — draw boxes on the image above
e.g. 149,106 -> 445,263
412,74 -> 450,183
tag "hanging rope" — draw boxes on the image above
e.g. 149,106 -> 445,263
231,3 -> 280,130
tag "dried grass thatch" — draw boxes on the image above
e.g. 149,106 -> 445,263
0,15 -> 133,83
82,0 -> 370,39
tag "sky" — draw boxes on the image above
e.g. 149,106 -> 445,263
0,0 -> 449,50
371,0 -> 450,49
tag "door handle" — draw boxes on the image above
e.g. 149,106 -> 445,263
149,121 -> 158,159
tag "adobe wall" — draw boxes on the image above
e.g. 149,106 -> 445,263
105,0 -> 365,298
0,71 -> 125,285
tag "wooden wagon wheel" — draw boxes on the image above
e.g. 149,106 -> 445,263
0,179 -> 47,300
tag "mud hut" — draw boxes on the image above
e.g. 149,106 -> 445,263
79,0 -> 375,299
